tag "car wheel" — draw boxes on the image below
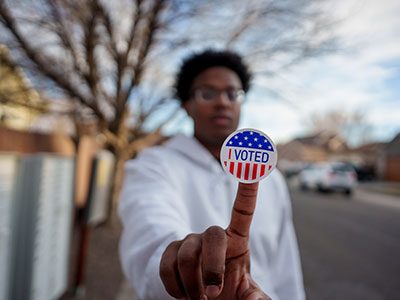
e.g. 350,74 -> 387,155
317,184 -> 326,193
344,189 -> 352,196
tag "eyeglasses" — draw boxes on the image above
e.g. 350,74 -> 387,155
191,87 -> 245,104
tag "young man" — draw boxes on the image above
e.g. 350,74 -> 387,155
119,50 -> 305,300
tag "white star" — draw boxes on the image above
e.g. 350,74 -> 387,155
268,145 -> 272,149
235,136 -> 238,139
258,144 -> 262,148
244,136 -> 248,140
264,139 -> 267,143
250,131 -> 253,135
239,142 -> 243,145
248,143 -> 252,146
229,141 -> 233,145
254,137 -> 258,141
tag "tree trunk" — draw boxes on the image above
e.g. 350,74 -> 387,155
109,152 -> 129,217
107,128 -> 163,219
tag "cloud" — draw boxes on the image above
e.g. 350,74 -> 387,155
163,0 -> 399,145
240,99 -> 302,144
242,0 -> 400,144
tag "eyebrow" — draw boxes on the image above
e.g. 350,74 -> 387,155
193,84 -> 241,90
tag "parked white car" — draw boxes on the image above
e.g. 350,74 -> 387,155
299,162 -> 357,195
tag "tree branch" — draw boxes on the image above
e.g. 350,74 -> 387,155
121,0 -> 165,108
126,127 -> 162,158
0,1 -> 106,122
93,0 -> 119,60
46,0 -> 85,77
83,1 -> 100,99
109,0 -> 165,134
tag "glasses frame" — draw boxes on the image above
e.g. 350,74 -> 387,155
191,87 -> 246,104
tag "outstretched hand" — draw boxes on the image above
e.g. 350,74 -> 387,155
159,182 -> 271,300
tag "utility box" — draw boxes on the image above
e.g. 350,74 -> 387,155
9,154 -> 74,300
85,150 -> 115,226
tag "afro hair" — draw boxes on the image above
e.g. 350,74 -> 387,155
175,49 -> 252,102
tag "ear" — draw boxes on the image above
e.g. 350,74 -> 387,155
182,101 -> 194,118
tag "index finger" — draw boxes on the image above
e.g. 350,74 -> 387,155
227,182 -> 259,240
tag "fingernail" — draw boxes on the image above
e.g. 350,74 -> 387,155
205,285 -> 220,297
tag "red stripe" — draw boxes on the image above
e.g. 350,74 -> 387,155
268,165 -> 272,170
260,164 -> 266,177
237,162 -> 242,178
228,148 -> 232,159
229,161 -> 235,174
252,163 -> 258,180
244,163 -> 250,180
224,161 -> 227,167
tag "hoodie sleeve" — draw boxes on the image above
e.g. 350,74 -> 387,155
269,172 -> 306,300
118,150 -> 190,299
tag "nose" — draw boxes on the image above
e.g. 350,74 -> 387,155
214,91 -> 231,106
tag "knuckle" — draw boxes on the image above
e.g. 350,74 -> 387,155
160,241 -> 181,279
184,233 -> 198,242
204,225 -> 226,240
177,249 -> 195,267
177,235 -> 201,267
160,241 -> 180,263
160,256 -> 176,279
164,240 -> 180,253
203,226 -> 227,248
159,258 -> 173,278
182,234 -> 201,249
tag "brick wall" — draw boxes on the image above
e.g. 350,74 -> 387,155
0,126 -> 102,206
0,126 -> 75,155
385,157 -> 400,181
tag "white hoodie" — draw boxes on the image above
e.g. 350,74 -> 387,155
119,135 -> 305,300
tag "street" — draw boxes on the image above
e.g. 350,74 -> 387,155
291,187 -> 400,300
74,187 -> 400,300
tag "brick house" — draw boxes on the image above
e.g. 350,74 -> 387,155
277,132 -> 348,175
384,133 -> 400,181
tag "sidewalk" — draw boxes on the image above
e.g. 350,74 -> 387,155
357,181 -> 400,197
61,213 -> 136,300
354,181 -> 400,210
64,181 -> 398,300
115,280 -> 137,300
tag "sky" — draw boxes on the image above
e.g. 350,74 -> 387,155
164,0 -> 400,146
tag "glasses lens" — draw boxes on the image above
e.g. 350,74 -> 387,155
227,90 -> 245,103
199,88 -> 216,101
193,88 -> 245,103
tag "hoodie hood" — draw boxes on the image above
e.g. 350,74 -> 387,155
164,134 -> 224,173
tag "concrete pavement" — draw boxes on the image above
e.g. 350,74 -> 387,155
115,280 -> 136,300
292,187 -> 400,300
65,179 -> 399,300
357,181 -> 400,197
355,189 -> 400,210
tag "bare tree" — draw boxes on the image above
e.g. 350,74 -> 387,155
0,44 -> 50,126
0,0 -> 338,209
306,109 -> 372,147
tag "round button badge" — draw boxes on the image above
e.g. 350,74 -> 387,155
220,128 -> 278,183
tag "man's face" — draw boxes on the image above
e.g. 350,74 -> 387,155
183,66 -> 243,148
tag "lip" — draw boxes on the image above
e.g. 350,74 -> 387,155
211,115 -> 232,126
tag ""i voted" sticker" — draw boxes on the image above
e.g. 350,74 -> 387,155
220,128 -> 278,183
